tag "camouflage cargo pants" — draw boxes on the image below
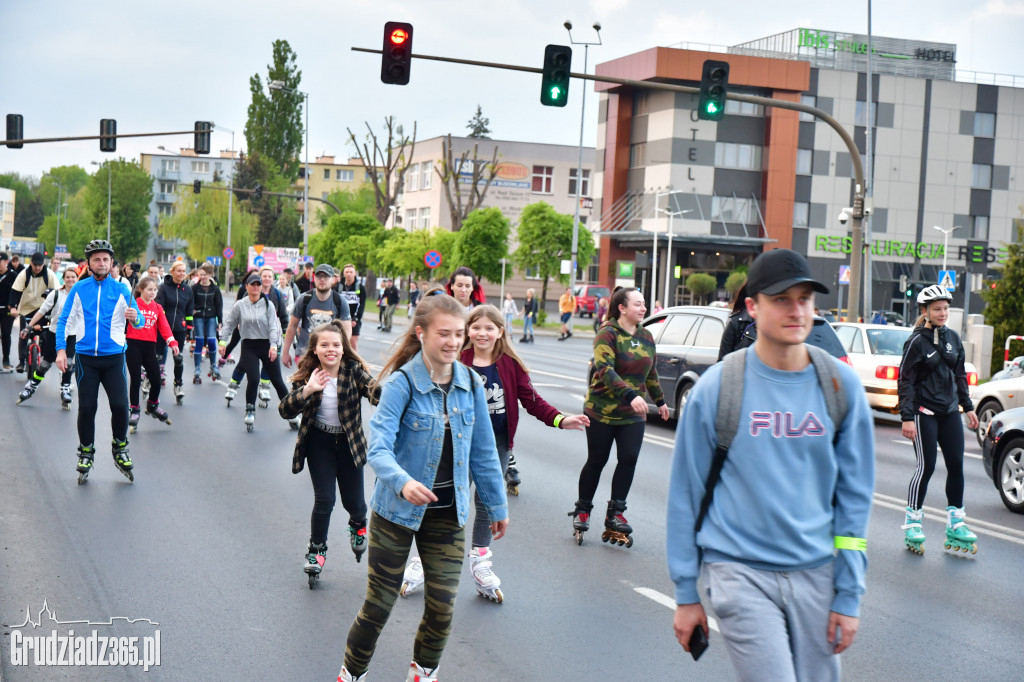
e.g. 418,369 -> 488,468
344,507 -> 465,674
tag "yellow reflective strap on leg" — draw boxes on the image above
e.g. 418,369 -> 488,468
834,536 -> 867,551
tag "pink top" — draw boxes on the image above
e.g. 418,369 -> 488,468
127,298 -> 178,345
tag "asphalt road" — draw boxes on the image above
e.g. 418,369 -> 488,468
1,317 -> 1022,680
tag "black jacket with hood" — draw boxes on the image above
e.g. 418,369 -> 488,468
156,274 -> 195,334
897,323 -> 973,422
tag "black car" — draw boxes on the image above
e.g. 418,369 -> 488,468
593,306 -> 849,419
981,406 -> 1024,514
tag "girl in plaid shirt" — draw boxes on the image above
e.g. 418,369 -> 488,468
278,320 -> 379,587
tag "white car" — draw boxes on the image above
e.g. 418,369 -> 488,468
832,323 -> 978,413
970,373 -> 1024,447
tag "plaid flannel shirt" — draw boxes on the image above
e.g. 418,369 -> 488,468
278,360 -> 380,474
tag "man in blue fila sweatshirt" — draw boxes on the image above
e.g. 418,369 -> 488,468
667,249 -> 875,681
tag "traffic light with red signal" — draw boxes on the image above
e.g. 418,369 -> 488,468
381,22 -> 413,85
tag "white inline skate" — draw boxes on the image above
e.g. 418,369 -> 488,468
400,555 -> 424,597
470,547 -> 503,603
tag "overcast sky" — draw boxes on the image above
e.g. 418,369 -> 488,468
3,0 -> 1022,181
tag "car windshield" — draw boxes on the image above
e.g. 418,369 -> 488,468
589,287 -> 609,298
866,328 -> 912,356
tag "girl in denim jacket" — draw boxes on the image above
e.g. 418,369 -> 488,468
338,293 -> 508,682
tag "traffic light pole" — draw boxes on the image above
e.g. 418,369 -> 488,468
1,129 -> 201,146
196,184 -> 342,215
352,47 -> 869,320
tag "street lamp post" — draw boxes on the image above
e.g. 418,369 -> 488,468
658,199 -> 692,307
42,174 -> 63,252
213,126 -> 236,285
933,224 -> 961,273
565,20 -> 601,321
268,80 -> 310,258
90,161 -> 112,240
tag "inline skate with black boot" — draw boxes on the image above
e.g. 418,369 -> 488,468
244,403 -> 256,432
602,499 -> 633,547
141,375 -> 150,397
16,377 -> 40,404
60,382 -> 72,410
258,381 -> 270,409
224,380 -> 239,406
568,499 -> 594,545
111,439 -> 134,482
76,444 -> 95,484
304,540 -> 327,589
349,521 -> 367,563
146,400 -> 172,426
504,463 -> 522,496
173,381 -> 184,405
129,406 -> 141,434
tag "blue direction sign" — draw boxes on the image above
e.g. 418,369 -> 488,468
938,270 -> 956,291
253,255 -> 265,268
9,240 -> 18,251
424,250 -> 442,269
206,256 -> 223,266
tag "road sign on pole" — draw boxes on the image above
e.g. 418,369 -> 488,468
253,255 -> 265,268
206,256 -> 223,266
424,250 -> 442,269
938,270 -> 956,291
838,265 -> 850,285
223,247 -> 235,259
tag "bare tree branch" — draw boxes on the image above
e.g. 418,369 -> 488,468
434,135 -> 502,231
347,117 -> 418,225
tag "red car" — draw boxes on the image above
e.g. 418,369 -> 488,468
573,285 -> 610,317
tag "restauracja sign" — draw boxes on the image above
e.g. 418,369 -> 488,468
815,235 -> 1006,263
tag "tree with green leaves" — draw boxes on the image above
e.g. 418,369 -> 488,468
0,173 -> 43,237
377,228 -> 456,281
685,272 -> 717,305
451,207 -> 509,282
245,40 -> 305,182
466,105 -> 491,138
725,270 -> 747,298
981,216 -> 1024,375
84,160 -> 153,261
157,182 -> 257,263
35,182 -> 89,256
316,185 -> 376,225
513,201 -> 595,308
309,212 -> 386,273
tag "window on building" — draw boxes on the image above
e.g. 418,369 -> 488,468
299,167 -> 306,179
157,204 -> 174,216
215,162 -> 222,174
191,161 -> 209,174
799,94 -> 816,122
629,143 -> 647,168
713,142 -> 762,171
632,91 -> 649,116
405,208 -> 417,227
532,165 -> 554,194
711,196 -> 759,224
337,169 -> 354,182
322,192 -> 329,200
972,215 -> 989,240
855,101 -> 877,127
407,164 -> 419,192
724,100 -> 764,116
524,265 -> 541,280
161,159 -> 179,172
973,112 -> 995,137
159,181 -> 176,194
972,164 -> 992,188
796,149 -> 813,175
365,171 -> 381,183
420,161 -> 433,189
568,168 -> 590,197
419,207 -> 431,229
323,168 -> 330,180
793,201 -> 810,227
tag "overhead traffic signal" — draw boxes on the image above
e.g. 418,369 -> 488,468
381,21 -> 414,85
99,119 -> 117,152
697,60 -> 730,121
194,121 -> 212,155
6,114 -> 23,149
540,45 -> 572,107
193,180 -> 201,194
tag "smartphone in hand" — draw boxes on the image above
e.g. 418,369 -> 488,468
688,625 -> 709,661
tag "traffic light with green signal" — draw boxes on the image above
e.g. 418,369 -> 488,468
540,45 -> 572,107
697,60 -> 730,121
381,21 -> 413,85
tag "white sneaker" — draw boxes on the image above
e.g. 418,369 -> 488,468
400,556 -> 424,597
469,547 -> 500,590
406,661 -> 439,682
337,665 -> 367,681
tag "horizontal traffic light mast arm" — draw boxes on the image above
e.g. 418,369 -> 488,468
350,47 -> 863,196
200,184 -> 342,215
0,129 -> 199,146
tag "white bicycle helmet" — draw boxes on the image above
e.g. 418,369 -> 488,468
917,284 -> 953,305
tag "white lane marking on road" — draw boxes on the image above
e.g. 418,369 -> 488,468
631,587 -> 719,632
891,439 -> 981,460
532,382 -> 561,388
531,368 -> 587,384
570,394 -> 587,404
873,493 -> 1024,545
644,434 -> 676,449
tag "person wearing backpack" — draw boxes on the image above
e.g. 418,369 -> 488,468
282,264 -> 352,368
667,249 -> 875,681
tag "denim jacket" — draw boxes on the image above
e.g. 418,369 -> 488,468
367,352 -> 508,531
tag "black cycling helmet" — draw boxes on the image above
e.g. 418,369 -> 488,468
84,239 -> 114,258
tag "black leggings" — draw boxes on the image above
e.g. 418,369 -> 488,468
157,328 -> 187,384
306,426 -> 367,544
126,338 -> 162,406
0,311 -> 14,364
41,331 -> 75,385
907,409 -> 966,509
239,338 -> 287,405
74,353 -> 130,446
578,420 -> 646,502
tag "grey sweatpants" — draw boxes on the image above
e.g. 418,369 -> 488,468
471,446 -> 511,548
701,561 -> 841,682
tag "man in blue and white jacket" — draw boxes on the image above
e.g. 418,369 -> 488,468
667,248 -> 875,681
56,239 -> 145,479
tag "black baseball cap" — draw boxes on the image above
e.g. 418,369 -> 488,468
30,252 -> 45,265
746,249 -> 829,297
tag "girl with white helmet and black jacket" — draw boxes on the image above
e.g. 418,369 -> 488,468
897,284 -> 979,555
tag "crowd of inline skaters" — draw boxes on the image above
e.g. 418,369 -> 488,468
1,241 -> 979,681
